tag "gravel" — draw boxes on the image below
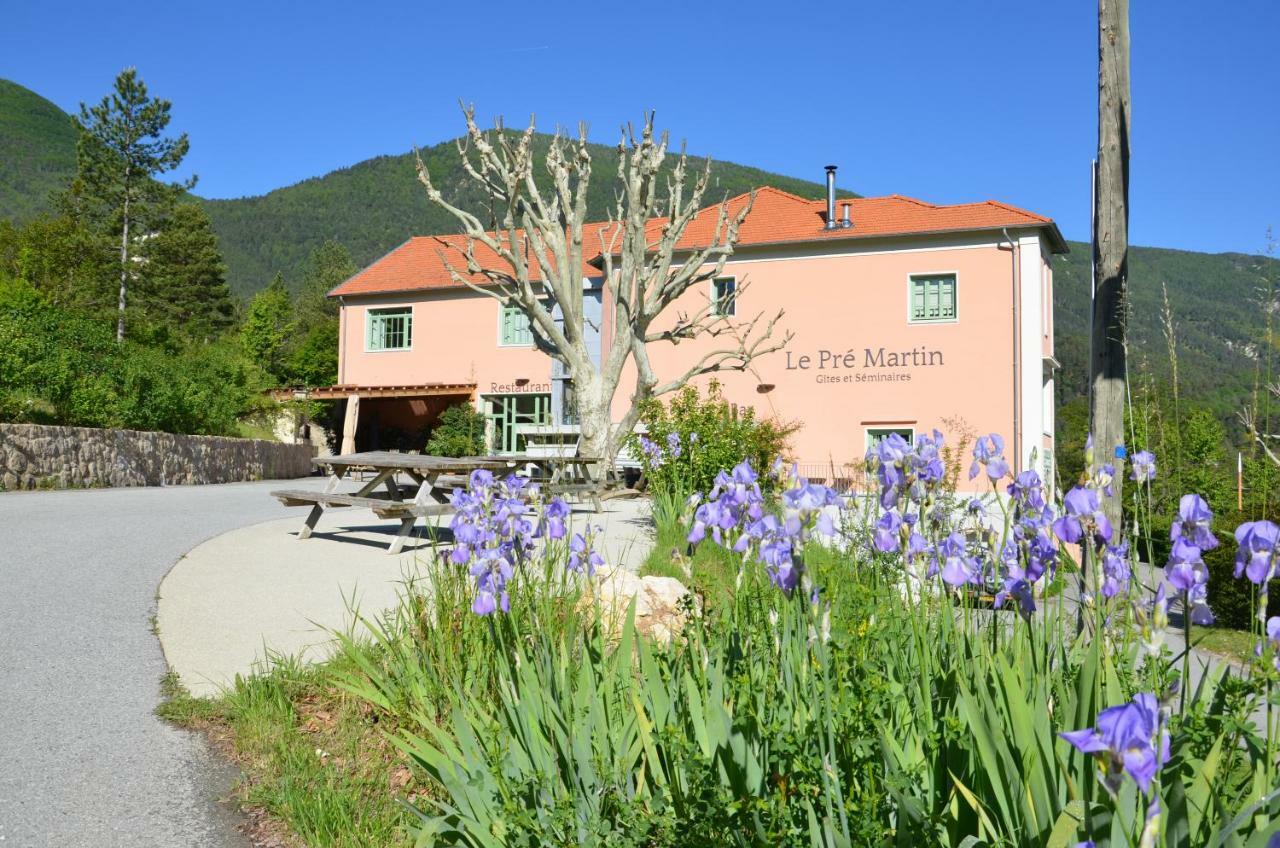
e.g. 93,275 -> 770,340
0,478 -> 324,847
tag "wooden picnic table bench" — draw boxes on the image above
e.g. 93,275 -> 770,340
270,452 -> 510,555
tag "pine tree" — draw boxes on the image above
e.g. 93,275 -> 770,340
140,203 -> 234,342
285,240 -> 355,387
73,68 -> 194,341
293,240 -> 356,331
240,273 -> 294,383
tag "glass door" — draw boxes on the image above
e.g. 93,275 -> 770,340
485,394 -> 552,453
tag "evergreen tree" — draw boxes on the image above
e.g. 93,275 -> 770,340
282,240 -> 354,387
240,273 -> 294,383
294,240 -> 355,331
73,68 -> 193,341
139,203 -> 233,342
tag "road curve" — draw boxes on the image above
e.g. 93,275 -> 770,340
0,478 -> 323,847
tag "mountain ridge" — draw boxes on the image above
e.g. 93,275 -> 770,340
2,77 -> 1276,422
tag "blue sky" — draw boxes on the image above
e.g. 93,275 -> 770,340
3,0 -> 1276,255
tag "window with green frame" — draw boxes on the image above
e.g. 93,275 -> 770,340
499,303 -> 534,346
909,274 -> 957,323
367,307 -> 412,351
866,427 -> 914,451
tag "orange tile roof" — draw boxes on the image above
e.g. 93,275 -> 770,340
330,186 -> 1065,297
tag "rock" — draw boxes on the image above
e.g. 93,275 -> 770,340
579,567 -> 696,645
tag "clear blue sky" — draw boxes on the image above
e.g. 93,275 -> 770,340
3,0 -> 1276,255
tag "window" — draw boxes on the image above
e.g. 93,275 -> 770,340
712,277 -> 736,317
367,307 -> 412,351
909,274 -> 957,323
866,427 -> 915,451
500,303 -> 534,346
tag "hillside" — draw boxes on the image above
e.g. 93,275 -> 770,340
201,140 -> 854,297
2,76 -> 1277,421
0,80 -> 78,222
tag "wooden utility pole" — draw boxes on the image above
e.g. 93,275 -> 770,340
1091,0 -> 1131,526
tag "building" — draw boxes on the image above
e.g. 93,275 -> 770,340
327,169 -> 1066,485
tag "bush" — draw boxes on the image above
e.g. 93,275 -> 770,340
425,402 -> 486,457
1202,516 -> 1280,630
627,381 -> 794,524
0,288 -> 262,435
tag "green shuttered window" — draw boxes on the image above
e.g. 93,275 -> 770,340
500,303 -> 534,346
909,274 -> 957,323
367,307 -> 412,351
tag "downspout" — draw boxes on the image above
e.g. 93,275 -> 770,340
337,296 -> 347,384
999,228 -> 1022,475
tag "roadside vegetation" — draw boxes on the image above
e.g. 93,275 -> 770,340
161,386 -> 1280,846
0,70 -> 354,438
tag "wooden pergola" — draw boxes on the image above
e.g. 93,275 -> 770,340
272,383 -> 477,453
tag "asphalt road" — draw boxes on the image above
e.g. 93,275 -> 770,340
0,478 -> 323,847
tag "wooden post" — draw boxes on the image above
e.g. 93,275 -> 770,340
1091,0 -> 1131,527
341,394 -> 360,455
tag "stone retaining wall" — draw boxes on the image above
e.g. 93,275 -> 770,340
0,423 -> 315,490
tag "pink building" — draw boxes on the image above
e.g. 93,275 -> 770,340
328,170 -> 1066,485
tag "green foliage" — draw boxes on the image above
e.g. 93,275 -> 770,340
424,403 -> 486,457
138,202 -> 235,342
0,286 -> 260,434
628,381 -> 795,524
240,273 -> 295,383
0,79 -> 77,223
1201,518 -> 1280,630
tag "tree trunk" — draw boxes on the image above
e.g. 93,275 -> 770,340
1091,0 -> 1130,528
117,178 -> 131,343
573,377 -> 614,465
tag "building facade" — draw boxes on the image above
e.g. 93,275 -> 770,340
329,181 -> 1066,485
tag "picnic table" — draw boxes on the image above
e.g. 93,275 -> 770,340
270,452 -> 511,555
479,452 -> 610,512
270,450 -> 617,554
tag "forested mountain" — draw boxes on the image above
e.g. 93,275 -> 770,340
3,76 -> 1277,422
0,80 -> 78,222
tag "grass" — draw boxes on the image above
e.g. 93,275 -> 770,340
1193,626 -> 1260,665
157,658 -> 415,847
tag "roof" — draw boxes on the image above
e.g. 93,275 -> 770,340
273,383 -> 476,400
329,187 -> 1066,297
661,186 -> 1068,254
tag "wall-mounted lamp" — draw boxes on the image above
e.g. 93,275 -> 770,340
756,383 -> 775,394
515,377 -> 530,386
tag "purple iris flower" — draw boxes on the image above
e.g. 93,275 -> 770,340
1262,617 -> 1280,671
1234,520 -> 1279,584
1130,450 -> 1156,483
1007,469 -> 1047,512
874,510 -> 902,553
666,432 -> 682,459
937,532 -> 981,587
1101,542 -> 1131,598
1166,538 -> 1205,592
1165,537 -> 1215,624
568,529 -> 606,575
994,577 -> 1036,618
539,497 -> 570,540
1053,486 -> 1113,546
1170,494 -> 1219,550
969,433 -> 1009,481
1061,692 -> 1170,794
1098,463 -> 1116,498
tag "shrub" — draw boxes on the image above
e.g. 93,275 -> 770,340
424,402 -> 486,457
0,289 -> 261,435
1202,516 -> 1280,630
627,381 -> 794,524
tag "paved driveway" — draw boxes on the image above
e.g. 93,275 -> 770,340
0,478 -> 325,847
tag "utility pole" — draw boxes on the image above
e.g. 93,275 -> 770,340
1091,0 -> 1131,527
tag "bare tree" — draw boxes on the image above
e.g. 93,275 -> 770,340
416,108 -> 790,461
1091,0 -> 1131,526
